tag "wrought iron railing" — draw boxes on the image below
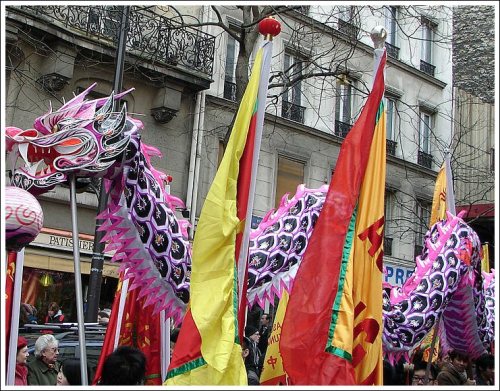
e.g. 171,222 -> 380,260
337,19 -> 360,39
282,101 -> 305,123
417,150 -> 433,169
384,237 -> 393,256
385,42 -> 400,59
335,120 -> 352,138
224,80 -> 237,101
420,59 -> 435,77
14,5 -> 216,76
386,139 -> 397,156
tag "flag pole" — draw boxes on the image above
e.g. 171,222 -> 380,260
424,148 -> 455,384
69,174 -> 88,385
444,149 -> 456,214
236,17 -> 280,337
6,250 -> 24,385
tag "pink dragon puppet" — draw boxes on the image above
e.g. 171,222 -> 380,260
245,185 -> 494,361
6,84 -> 191,324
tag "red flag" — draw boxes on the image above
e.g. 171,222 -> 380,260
92,274 -> 163,385
280,51 -> 386,385
92,272 -> 126,384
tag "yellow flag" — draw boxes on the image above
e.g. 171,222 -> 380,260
481,244 -> 490,273
430,164 -> 446,227
166,46 -> 266,386
260,291 -> 289,385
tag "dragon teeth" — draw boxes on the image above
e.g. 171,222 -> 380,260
28,160 -> 42,176
19,143 -> 29,165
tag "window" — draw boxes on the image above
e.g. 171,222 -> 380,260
414,199 -> 431,257
385,96 -> 397,156
282,51 -> 305,123
384,190 -> 395,256
224,34 -> 239,101
335,78 -> 353,137
88,6 -> 120,40
420,18 -> 436,76
275,156 -> 305,207
384,7 -> 398,46
337,6 -> 359,38
419,111 -> 431,154
338,6 -> 356,22
384,6 -> 400,59
418,110 -> 433,168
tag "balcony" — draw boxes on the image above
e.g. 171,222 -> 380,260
224,80 -> 236,101
420,60 -> 436,77
335,120 -> 352,138
384,237 -> 393,257
386,139 -> 397,156
337,19 -> 360,40
385,42 -> 400,60
282,101 -> 305,124
417,150 -> 433,169
10,6 -> 216,78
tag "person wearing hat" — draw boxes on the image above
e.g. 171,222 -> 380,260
15,336 -> 29,385
244,325 -> 262,385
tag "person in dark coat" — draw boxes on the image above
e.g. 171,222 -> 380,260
244,325 -> 262,385
474,353 -> 494,385
258,313 -> 271,357
100,346 -> 146,385
45,302 -> 65,323
57,358 -> 90,386
27,334 -> 60,385
436,349 -> 476,385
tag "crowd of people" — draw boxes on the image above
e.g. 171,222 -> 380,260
14,306 -> 494,386
15,334 -> 147,386
384,347 -> 495,386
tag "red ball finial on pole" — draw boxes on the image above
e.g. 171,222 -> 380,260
258,16 -> 281,41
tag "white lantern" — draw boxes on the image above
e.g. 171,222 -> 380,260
5,186 -> 44,252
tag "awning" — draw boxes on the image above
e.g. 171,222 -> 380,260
24,247 -> 119,279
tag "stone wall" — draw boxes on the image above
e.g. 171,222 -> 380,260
452,6 -> 495,103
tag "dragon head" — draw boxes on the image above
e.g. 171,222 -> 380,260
6,83 -> 139,196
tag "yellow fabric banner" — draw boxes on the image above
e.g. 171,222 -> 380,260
481,244 -> 490,273
430,164 -> 447,227
167,48 -> 264,385
350,103 -> 386,384
260,291 -> 289,385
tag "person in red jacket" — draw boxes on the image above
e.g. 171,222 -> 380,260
15,336 -> 29,386
45,302 -> 65,323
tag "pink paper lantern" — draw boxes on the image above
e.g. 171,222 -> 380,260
5,186 -> 44,252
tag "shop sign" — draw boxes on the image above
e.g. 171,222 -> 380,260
384,263 -> 414,286
31,232 -> 96,256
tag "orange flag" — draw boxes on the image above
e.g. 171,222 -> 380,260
260,291 -> 289,385
280,49 -> 386,385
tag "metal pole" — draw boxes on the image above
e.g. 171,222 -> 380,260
69,174 -> 88,385
423,317 -> 440,384
85,5 -> 130,322
6,250 -> 25,385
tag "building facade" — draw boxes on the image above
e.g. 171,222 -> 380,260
452,5 -> 495,267
5,4 -> 487,320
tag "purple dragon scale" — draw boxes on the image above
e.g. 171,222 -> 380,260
6,84 -> 494,352
247,184 -> 329,308
246,184 -> 494,359
6,84 -> 191,324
